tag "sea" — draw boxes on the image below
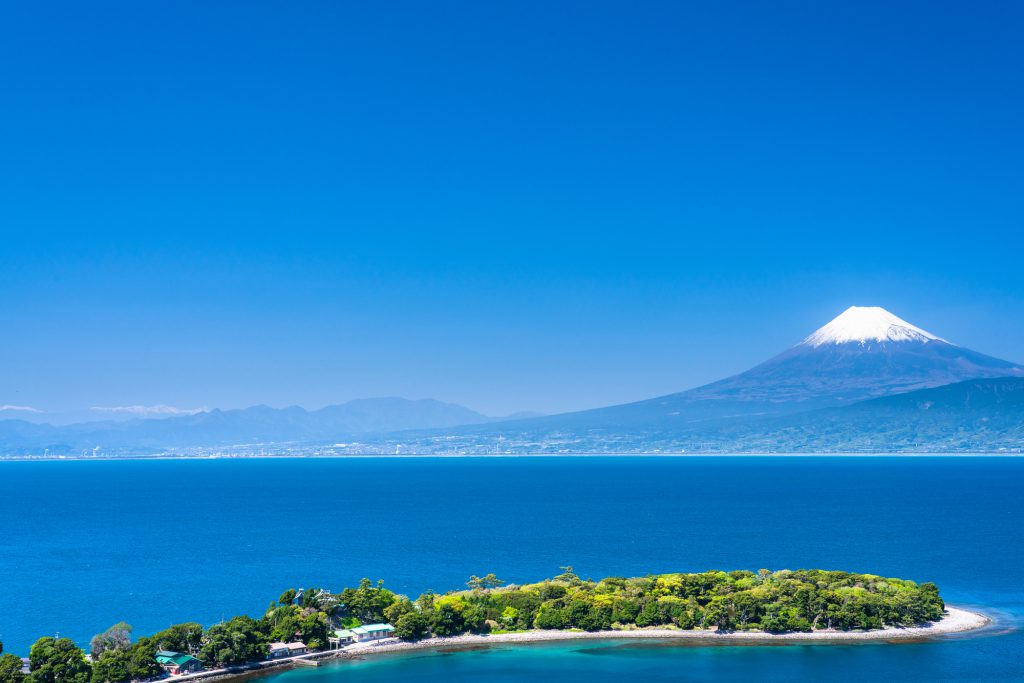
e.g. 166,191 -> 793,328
0,456 -> 1021,682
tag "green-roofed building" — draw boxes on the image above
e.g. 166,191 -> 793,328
328,623 -> 394,648
328,629 -> 358,648
351,624 -> 395,641
155,651 -> 203,675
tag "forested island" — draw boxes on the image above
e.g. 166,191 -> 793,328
0,568 -> 956,683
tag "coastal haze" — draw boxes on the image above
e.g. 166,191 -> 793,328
2,306 -> 1021,456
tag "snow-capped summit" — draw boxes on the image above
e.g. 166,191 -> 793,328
621,304 -> 1023,419
801,306 -> 945,347
491,304 -> 1024,438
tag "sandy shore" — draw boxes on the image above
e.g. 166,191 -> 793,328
341,606 -> 990,659
164,607 -> 990,683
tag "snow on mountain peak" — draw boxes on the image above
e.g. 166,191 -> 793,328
801,306 -> 946,347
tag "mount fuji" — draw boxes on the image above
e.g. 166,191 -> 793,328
463,306 -> 1024,434
678,305 -> 1022,410
1,306 -> 1021,455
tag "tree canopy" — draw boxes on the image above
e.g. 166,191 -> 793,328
88,624 -> 132,660
387,569 -> 945,639
6,568 -> 947,682
0,653 -> 26,683
151,623 -> 203,655
27,637 -> 91,683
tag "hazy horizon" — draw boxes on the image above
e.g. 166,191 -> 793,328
3,2 -> 1023,418
4,303 -> 1023,425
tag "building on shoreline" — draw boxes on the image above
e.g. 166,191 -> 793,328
155,651 -> 203,675
351,624 -> 395,642
329,629 -> 357,648
267,642 -> 307,659
329,623 -> 395,648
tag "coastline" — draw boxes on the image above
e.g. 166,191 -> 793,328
0,453 -> 1020,462
115,606 -> 994,683
341,606 -> 991,660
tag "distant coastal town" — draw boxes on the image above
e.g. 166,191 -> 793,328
0,568 -> 987,683
4,310 -> 1023,460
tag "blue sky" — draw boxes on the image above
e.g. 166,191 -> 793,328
1,1 -> 1022,418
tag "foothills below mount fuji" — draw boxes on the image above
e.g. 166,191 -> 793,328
3,307 -> 1023,457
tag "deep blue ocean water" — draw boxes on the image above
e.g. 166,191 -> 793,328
1,456 -> 1021,681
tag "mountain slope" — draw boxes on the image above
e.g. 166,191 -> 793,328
469,306 -> 1023,434
702,377 -> 1024,452
361,377 -> 1024,454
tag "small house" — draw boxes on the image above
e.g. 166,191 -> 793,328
155,651 -> 203,675
350,624 -> 395,642
267,642 -> 307,659
329,629 -> 357,648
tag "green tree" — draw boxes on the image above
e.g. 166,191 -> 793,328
199,616 -> 267,667
431,603 -> 465,637
611,598 -> 639,624
383,599 -> 415,625
277,589 -> 297,606
467,574 -> 506,591
706,597 -> 737,631
297,610 -> 330,649
482,574 -> 505,590
634,600 -> 663,627
571,600 -> 611,631
123,639 -> 160,682
0,653 -> 27,683
415,591 -> 436,613
499,606 -> 519,628
90,650 -> 128,683
28,638 -> 90,683
672,607 -> 696,630
393,612 -> 430,641
89,624 -> 132,660
87,624 -> 161,683
339,579 -> 396,623
537,584 -> 567,601
266,605 -> 300,644
533,604 -> 567,630
152,623 -> 203,655
554,567 -> 580,584
461,604 -> 489,633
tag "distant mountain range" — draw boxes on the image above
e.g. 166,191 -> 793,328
0,398 -> 509,455
1,306 -> 1022,456
373,307 -> 1024,453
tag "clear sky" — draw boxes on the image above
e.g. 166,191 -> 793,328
1,1 -> 1022,419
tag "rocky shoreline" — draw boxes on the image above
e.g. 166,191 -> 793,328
344,605 -> 989,657
165,606 -> 990,683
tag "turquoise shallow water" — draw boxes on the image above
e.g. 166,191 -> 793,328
1,456 -> 1021,681
267,635 -> 1024,683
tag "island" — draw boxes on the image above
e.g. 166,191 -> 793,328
1,568 -> 989,683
